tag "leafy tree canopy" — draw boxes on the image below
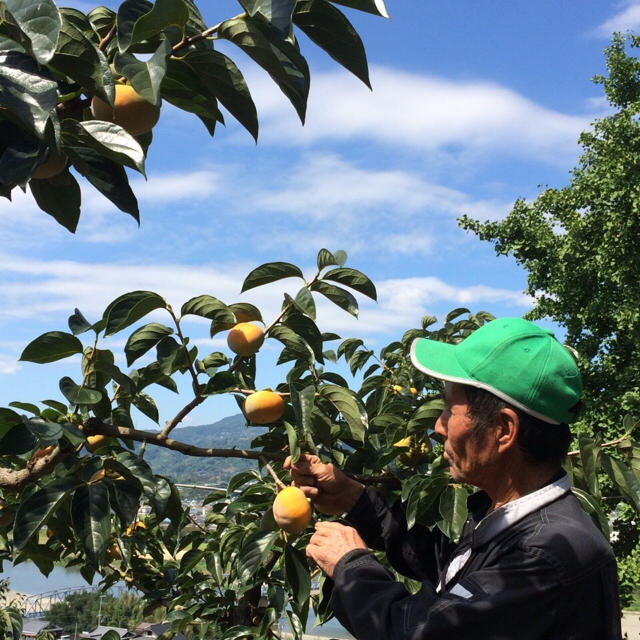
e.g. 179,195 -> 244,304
460,33 -> 640,438
0,0 -> 387,232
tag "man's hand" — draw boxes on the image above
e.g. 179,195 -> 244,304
306,521 -> 368,579
283,454 -> 364,515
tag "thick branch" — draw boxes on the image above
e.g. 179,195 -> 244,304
82,420 -> 286,461
0,447 -> 67,490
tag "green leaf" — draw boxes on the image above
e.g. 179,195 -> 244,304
14,478 -> 78,550
269,324 -> 315,365
316,248 -> 338,269
284,544 -> 311,608
293,287 -> 316,319
114,37 -> 171,107
0,51 -> 58,137
294,0 -> 370,87
19,331 -> 83,364
63,144 -> 139,221
0,121 -> 41,188
116,0 -> 153,53
71,482 -> 111,565
48,16 -> 114,105
125,322 -> 174,366
181,49 -> 258,140
29,169 -> 81,233
285,420 -> 300,462
0,408 -> 22,439
161,56 -> 222,132
8,401 -> 40,415
318,385 -> 367,442
218,16 -> 310,123
572,487 -> 610,537
203,371 -> 237,395
59,377 -> 103,406
290,384 -> 315,435
237,529 -> 279,584
132,391 -> 159,423
42,399 -> 68,414
330,0 -> 389,18
438,485 -> 469,543
240,0 -> 297,37
577,436 -> 601,498
68,308 -> 92,335
181,295 -> 234,321
103,290 -> 167,336
129,0 -> 189,47
229,302 -> 263,323
28,417 -> 63,444
602,452 -> 640,513
322,267 -> 376,300
88,6 -> 116,40
4,0 -> 62,64
445,307 -> 471,323
115,450 -> 157,496
311,280 -> 358,316
61,119 -> 145,175
241,261 -> 304,292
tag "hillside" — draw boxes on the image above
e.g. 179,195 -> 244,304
140,415 -> 268,490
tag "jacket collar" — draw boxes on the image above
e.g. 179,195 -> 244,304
468,472 -> 571,548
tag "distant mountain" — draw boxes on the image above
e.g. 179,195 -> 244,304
140,415 -> 268,491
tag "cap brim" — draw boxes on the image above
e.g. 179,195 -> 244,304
410,338 -> 469,382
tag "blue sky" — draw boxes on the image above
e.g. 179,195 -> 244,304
0,1 -> 637,428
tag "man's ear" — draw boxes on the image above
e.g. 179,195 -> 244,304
495,407 -> 519,452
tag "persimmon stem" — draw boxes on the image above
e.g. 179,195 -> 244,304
261,457 -> 286,491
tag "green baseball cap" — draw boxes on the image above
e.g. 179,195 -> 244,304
410,317 -> 582,424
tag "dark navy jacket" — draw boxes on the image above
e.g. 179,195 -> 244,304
331,474 -> 622,639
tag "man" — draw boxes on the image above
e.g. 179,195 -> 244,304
287,317 -> 622,639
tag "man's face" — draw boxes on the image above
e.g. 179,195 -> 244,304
434,382 -> 498,487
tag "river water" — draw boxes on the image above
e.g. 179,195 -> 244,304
1,562 -> 352,638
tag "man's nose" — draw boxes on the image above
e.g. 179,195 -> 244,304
434,413 -> 446,438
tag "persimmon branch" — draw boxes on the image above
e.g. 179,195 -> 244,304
567,434 -> 630,457
0,446 -> 68,490
82,419 -> 286,461
171,13 -> 245,54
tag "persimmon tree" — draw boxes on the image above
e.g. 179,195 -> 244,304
0,249 -> 639,639
0,0 -> 387,231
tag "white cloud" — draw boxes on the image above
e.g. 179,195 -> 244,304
246,66 -> 593,165
594,2 -> 640,36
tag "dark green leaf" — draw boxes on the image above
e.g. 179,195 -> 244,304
29,169 -> 81,233
132,391 -> 159,423
181,295 -> 234,321
68,308 -> 92,335
319,385 -> 367,442
577,436 -> 601,498
294,0 -> 370,86
284,543 -> 311,608
0,122 -> 41,188
19,331 -> 83,364
61,119 -> 145,175
115,450 -> 157,496
103,290 -> 167,336
241,261 -> 304,292
203,371 -> 237,395
572,487 -> 610,537
71,482 -> 111,565
322,267 -> 376,300
293,286 -> 316,319
0,51 -> 58,137
241,0 -> 297,37
8,401 -> 40,415
290,384 -> 315,434
116,0 -> 153,52
48,16 -> 114,105
316,248 -> 338,269
125,322 -> 173,366
59,377 -> 103,406
14,478 -> 78,550
218,16 -> 310,123
330,0 -> 389,18
284,420 -> 300,462
42,399 -> 68,414
311,281 -> 358,316
229,302 -> 263,323
438,484 -> 469,543
108,479 -> 141,526
181,49 -> 258,140
114,37 -> 171,107
237,529 -> 279,584
269,325 -> 315,365
64,144 -> 139,221
0,408 -> 24,439
445,307 -> 471,323
129,0 -> 189,47
602,453 -> 640,513
28,417 -> 63,445
4,0 -> 62,64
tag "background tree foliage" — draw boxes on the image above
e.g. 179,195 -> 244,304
0,0 -> 387,231
460,33 -> 640,607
